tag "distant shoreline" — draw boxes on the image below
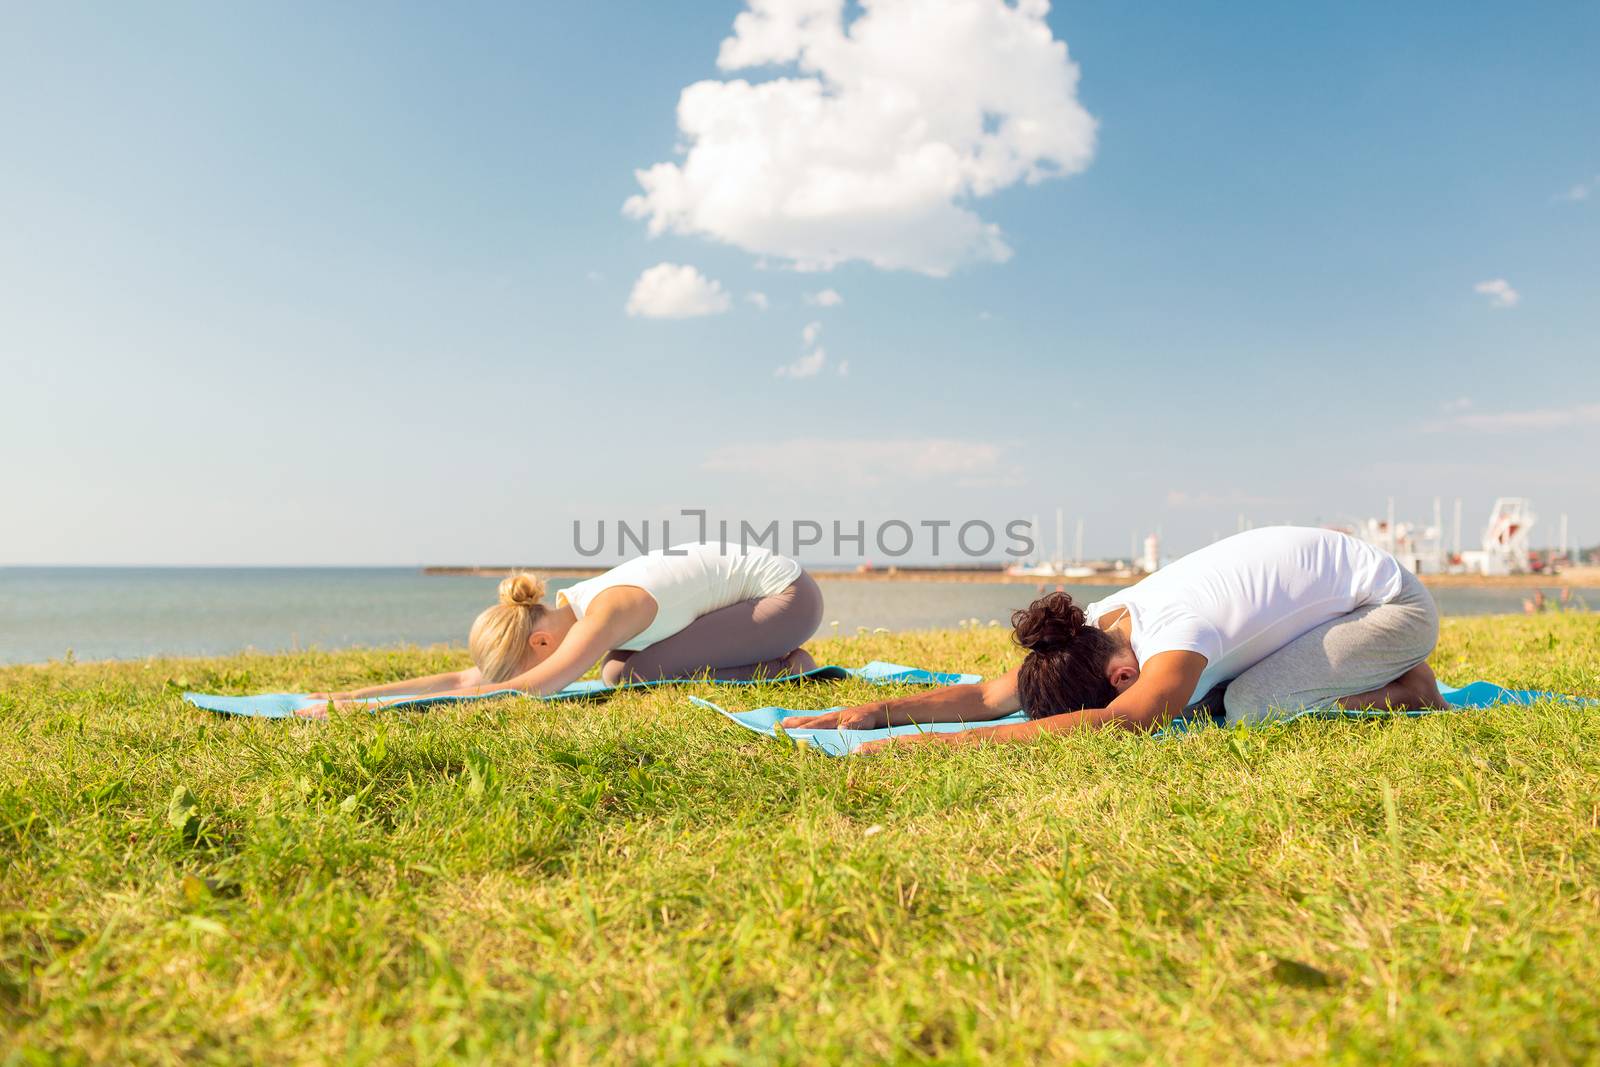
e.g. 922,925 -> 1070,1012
423,564 -> 1600,589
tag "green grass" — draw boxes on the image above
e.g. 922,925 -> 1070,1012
3,616 -> 1599,1065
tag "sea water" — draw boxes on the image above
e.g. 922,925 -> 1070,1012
0,567 -> 1572,666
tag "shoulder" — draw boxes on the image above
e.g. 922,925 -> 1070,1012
1082,594 -> 1120,624
586,582 -> 656,614
1133,604 -> 1222,662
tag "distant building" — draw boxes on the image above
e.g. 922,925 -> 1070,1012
1458,498 -> 1536,576
1141,533 -> 1160,574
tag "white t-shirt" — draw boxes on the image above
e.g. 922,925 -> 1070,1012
1086,527 -> 1405,704
556,543 -> 804,651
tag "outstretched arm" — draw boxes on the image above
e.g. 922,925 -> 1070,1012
378,617 -> 626,700
312,668 -> 483,701
487,610 -> 636,697
297,593 -> 652,717
854,651 -> 1207,754
780,669 -> 1021,730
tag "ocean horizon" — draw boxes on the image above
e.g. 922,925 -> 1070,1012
0,566 -> 1568,667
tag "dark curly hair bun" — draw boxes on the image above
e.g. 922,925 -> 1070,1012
1012,591 -> 1120,718
1011,591 -> 1088,654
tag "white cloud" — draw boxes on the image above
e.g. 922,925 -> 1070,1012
625,263 -> 733,318
1473,278 -> 1520,308
775,346 -> 828,378
1424,402 -> 1600,434
805,288 -> 844,307
624,0 -> 1097,276
586,270 -> 605,283
1554,175 -> 1598,202
1439,396 -> 1473,413
779,321 -> 833,376
836,359 -> 850,377
703,436 -> 1017,488
746,291 -> 770,310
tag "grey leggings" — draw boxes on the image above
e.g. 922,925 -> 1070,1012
1222,567 -> 1439,725
600,571 -> 825,685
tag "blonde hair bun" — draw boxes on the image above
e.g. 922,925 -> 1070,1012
498,572 -> 547,608
470,576 -> 551,683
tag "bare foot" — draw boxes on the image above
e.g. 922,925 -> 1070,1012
1335,661 -> 1447,712
778,648 -> 817,676
1406,661 -> 1448,709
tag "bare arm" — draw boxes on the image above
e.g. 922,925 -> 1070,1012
313,667 -> 483,701
489,610 -> 636,697
854,651 -> 1207,754
300,588 -> 655,715
780,668 -> 1020,730
385,615 -> 636,700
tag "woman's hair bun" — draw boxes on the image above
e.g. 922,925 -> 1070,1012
497,572 -> 547,609
1011,592 -> 1088,653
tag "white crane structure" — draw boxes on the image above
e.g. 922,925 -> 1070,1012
1460,498 -> 1537,576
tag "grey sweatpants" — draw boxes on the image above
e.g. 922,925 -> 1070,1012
599,571 -> 825,685
1222,567 -> 1439,726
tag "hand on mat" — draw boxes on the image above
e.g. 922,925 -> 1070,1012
781,702 -> 888,731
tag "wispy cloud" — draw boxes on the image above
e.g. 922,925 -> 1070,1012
777,321 -> 830,378
1473,278 -> 1520,309
1439,396 -> 1473,414
805,288 -> 844,308
624,0 -> 1096,276
746,291 -> 770,310
703,437 -> 1019,489
775,347 -> 827,379
1554,174 -> 1599,202
625,263 -> 732,318
1424,401 -> 1600,433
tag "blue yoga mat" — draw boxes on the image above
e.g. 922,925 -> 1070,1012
184,660 -> 983,720
694,680 -> 1599,757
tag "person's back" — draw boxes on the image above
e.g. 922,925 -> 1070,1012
560,543 -> 803,651
1088,527 -> 1406,702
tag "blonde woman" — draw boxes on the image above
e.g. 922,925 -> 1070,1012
302,543 -> 822,714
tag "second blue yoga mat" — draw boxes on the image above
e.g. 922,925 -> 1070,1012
694,681 -> 1598,757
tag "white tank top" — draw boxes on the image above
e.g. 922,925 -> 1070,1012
556,543 -> 805,651
1087,527 -> 1406,704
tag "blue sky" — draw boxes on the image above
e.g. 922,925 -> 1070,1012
2,1 -> 1596,566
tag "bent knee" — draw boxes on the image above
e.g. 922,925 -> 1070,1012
787,572 -> 826,641
1221,684 -> 1253,725
600,658 -> 633,686
1222,680 -> 1283,726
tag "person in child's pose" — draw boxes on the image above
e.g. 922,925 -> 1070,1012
301,542 -> 821,716
782,526 -> 1444,753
